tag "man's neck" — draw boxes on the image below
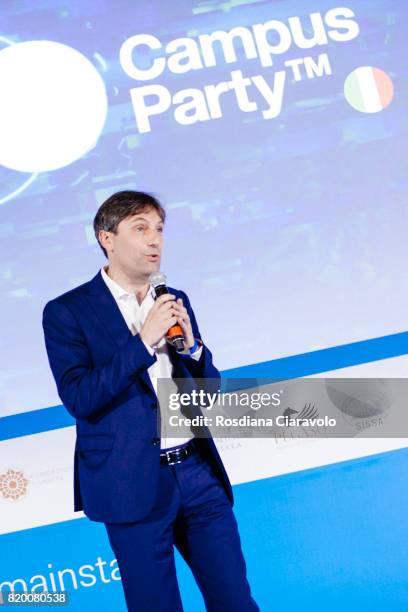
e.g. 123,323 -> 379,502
105,264 -> 150,305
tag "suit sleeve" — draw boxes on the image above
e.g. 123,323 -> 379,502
178,291 -> 221,381
42,298 -> 157,421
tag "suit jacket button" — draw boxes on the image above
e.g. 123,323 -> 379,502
151,438 -> 160,446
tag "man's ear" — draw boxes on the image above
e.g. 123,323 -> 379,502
99,230 -> 113,253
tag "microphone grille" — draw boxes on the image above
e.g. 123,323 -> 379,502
149,271 -> 167,288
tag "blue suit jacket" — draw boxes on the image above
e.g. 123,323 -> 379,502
42,270 -> 233,522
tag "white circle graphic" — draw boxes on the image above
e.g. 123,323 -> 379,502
0,40 -> 108,173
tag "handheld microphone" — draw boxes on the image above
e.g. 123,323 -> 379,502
149,271 -> 185,351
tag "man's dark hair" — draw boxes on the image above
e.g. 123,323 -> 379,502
93,190 -> 166,258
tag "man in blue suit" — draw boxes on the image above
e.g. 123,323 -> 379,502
42,191 -> 258,611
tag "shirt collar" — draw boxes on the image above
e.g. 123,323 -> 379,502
101,266 -> 155,302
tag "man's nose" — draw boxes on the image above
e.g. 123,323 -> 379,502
146,230 -> 161,246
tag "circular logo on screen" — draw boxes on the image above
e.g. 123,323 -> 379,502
0,40 -> 108,173
344,66 -> 394,113
0,468 -> 29,501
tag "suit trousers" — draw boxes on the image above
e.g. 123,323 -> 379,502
104,441 -> 259,611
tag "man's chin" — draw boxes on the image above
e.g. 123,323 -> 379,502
145,261 -> 161,276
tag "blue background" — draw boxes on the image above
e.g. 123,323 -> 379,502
0,1 -> 407,610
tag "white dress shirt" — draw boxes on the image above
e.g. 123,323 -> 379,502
101,266 -> 202,449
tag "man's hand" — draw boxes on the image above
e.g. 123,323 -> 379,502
140,293 -> 179,348
140,295 -> 196,350
171,297 -> 195,349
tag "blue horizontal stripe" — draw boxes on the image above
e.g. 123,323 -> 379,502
1,405 -> 75,441
1,331 -> 407,442
223,331 -> 408,378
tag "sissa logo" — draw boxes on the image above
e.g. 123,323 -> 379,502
119,7 -> 361,133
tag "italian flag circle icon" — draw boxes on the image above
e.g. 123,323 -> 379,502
344,66 -> 394,113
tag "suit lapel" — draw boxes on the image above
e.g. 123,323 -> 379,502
85,270 -> 156,397
86,270 -> 131,347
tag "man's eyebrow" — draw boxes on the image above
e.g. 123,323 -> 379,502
129,216 -> 164,224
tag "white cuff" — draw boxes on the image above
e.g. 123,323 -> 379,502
142,338 -> 155,356
190,344 -> 203,361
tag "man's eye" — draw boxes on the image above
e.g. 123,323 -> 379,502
135,226 -> 144,232
157,227 -> 163,233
